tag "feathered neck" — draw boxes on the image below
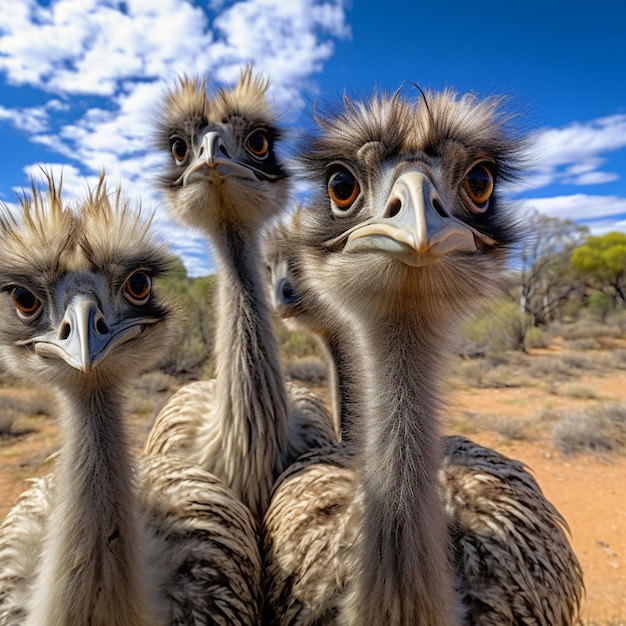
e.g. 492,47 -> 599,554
341,295 -> 462,625
201,221 -> 290,522
315,327 -> 359,442
25,384 -> 156,626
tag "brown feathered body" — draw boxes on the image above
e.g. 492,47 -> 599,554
0,178 -> 261,625
262,90 -> 583,624
144,67 -> 335,524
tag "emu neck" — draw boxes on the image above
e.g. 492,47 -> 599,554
345,310 -> 461,625
209,224 -> 289,520
26,385 -> 152,626
317,330 -> 357,442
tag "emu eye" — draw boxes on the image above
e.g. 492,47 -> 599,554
463,164 -> 494,209
277,277 -> 298,305
124,271 -> 152,306
328,168 -> 360,211
11,286 -> 42,321
245,130 -> 269,158
170,137 -> 188,164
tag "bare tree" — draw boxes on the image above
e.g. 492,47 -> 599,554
518,211 -> 588,327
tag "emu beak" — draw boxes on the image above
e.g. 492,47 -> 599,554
324,170 -> 495,266
22,296 -> 158,373
183,131 -> 280,185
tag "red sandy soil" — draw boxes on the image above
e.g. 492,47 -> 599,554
1,359 -> 625,624
447,368 -> 626,625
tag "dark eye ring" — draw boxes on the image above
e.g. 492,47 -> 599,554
11,286 -> 42,321
328,167 -> 360,211
123,271 -> 152,305
463,163 -> 494,210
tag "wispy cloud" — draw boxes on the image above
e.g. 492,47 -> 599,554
524,114 -> 626,191
525,194 -> 626,226
0,103 -> 52,133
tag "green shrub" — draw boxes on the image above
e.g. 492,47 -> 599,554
160,271 -> 216,376
587,291 -> 613,320
524,325 -> 548,350
460,298 -> 528,356
280,331 -> 320,361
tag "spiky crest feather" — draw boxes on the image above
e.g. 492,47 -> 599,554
0,174 -> 77,285
214,64 -> 275,125
77,175 -> 175,283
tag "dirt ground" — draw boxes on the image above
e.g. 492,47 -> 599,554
1,357 -> 625,624
449,381 -> 626,625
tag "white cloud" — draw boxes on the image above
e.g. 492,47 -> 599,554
594,218 -> 626,236
0,0 -> 214,95
0,104 -> 50,133
526,194 -> 626,222
566,171 -> 619,186
524,114 -> 626,191
533,114 -> 626,166
208,0 -> 351,112
587,218 -> 626,236
0,0 -> 350,102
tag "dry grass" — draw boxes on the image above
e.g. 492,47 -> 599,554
0,410 -> 39,438
553,404 -> 626,455
485,416 -> 536,441
564,338 -> 601,351
453,351 -> 533,389
285,356 -> 328,385
562,384 -> 601,400
0,392 -> 52,439
601,349 -> 626,370
0,392 -> 52,418
125,370 -> 182,418
447,411 -> 488,435
549,318 -> 624,341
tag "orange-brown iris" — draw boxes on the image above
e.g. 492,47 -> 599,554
171,138 -> 188,163
12,286 -> 41,319
464,164 -> 494,205
328,168 -> 360,210
246,130 -> 269,158
124,271 -> 152,305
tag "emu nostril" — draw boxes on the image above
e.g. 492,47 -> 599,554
386,198 -> 402,218
433,197 -> 446,218
59,322 -> 71,341
95,317 -> 109,335
219,144 -> 229,158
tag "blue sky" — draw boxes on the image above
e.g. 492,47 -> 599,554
0,0 -> 624,276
